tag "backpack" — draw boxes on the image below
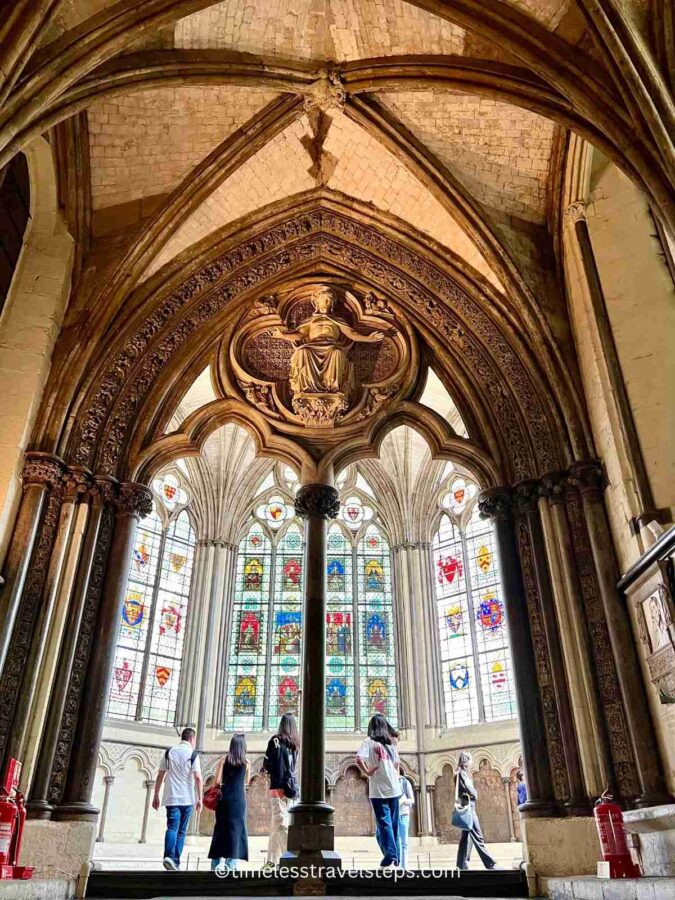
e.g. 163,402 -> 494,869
278,739 -> 299,800
165,747 -> 199,768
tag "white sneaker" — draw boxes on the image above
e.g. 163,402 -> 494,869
163,857 -> 178,871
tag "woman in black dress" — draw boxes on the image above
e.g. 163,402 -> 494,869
209,733 -> 250,872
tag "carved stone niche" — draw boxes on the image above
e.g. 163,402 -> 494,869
221,282 -> 417,433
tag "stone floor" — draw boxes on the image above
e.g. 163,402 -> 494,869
547,876 -> 675,900
93,836 -> 524,872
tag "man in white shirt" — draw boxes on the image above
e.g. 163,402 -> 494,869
152,728 -> 203,871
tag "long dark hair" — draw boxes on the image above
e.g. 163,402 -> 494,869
225,733 -> 247,768
276,713 -> 299,752
368,714 -> 394,745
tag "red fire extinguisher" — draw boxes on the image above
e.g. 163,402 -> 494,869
594,791 -> 641,878
0,787 -> 17,877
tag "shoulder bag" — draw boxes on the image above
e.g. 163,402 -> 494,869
451,769 -> 474,831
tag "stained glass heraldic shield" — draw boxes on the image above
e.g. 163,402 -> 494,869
433,476 -> 517,726
108,473 -> 195,726
224,466 -> 398,732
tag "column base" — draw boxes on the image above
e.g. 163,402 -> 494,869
20,819 -> 97,879
25,799 -> 55,820
519,799 -> 559,818
287,801 -> 338,862
53,802 -> 100,822
562,798 -> 593,817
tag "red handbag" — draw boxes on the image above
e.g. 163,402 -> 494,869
203,785 -> 221,811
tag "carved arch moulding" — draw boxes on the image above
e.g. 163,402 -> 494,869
54,206 -> 581,488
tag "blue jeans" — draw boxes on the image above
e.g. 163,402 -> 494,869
371,797 -> 400,866
397,814 -> 410,869
165,805 -> 192,866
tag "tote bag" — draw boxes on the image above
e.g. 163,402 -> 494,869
451,769 -> 474,831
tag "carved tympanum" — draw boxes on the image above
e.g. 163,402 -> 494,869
226,284 -> 414,430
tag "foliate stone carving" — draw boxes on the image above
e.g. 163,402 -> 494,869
62,467 -> 93,500
564,490 -> 639,797
226,283 -> 413,430
92,475 -> 118,505
72,209 -> 560,480
49,507 -> 115,804
294,484 -> 340,520
513,480 -> 541,515
563,201 -> 587,225
478,487 -> 513,521
22,452 -> 64,487
0,489 -> 63,762
115,483 -> 153,517
539,470 -> 569,505
515,517 -> 570,802
567,460 -> 606,495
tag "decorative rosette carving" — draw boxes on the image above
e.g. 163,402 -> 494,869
567,460 -> 606,495
116,482 -> 154,517
22,452 -> 65,487
294,484 -> 340,519
477,487 -> 513,521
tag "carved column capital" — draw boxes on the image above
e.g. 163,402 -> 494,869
22,452 -> 65,487
567,460 -> 606,495
294,483 -> 340,519
513,479 -> 540,514
103,776 -> 115,785
426,784 -> 436,794
91,475 -> 118,505
62,466 -> 93,500
539,470 -> 569,505
115,482 -> 154,518
501,776 -> 511,785
478,486 -> 513,521
564,201 -> 587,225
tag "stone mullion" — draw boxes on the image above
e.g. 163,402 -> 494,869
459,529 -> 486,722
352,537 -> 362,731
568,461 -> 671,806
209,542 -> 236,728
58,482 -> 153,820
391,545 -> 415,730
135,526 -> 169,722
214,543 -> 238,727
514,480 -> 589,815
27,486 -> 105,818
478,487 -> 556,817
421,542 -> 445,729
0,453 -> 65,773
262,539 -> 277,732
174,539 -> 208,726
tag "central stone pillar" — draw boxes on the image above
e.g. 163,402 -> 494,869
286,482 -> 340,866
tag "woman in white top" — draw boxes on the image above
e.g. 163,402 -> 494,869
356,714 -> 401,867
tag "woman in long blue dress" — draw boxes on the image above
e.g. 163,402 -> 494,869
209,733 -> 250,871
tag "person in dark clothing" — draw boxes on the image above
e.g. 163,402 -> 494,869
455,751 -> 496,871
209,733 -> 250,872
262,713 -> 299,869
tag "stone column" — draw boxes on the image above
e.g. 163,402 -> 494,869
58,482 -> 153,820
175,540 -> 209,727
539,471 -> 614,797
391,545 -> 416,729
568,461 -> 671,806
0,452 -> 63,677
514,480 -> 590,815
425,785 -> 436,836
478,487 -> 557,816
11,469 -> 92,778
27,483 -> 107,818
140,779 -> 154,844
286,483 -> 340,865
96,776 -> 115,842
196,541 -> 228,748
503,777 -> 517,841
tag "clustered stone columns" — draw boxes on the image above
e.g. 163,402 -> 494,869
480,460 -> 671,820
58,481 -> 153,820
478,487 -> 558,817
286,482 -> 341,865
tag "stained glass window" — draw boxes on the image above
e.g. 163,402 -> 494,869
358,525 -> 398,726
225,491 -> 398,732
433,480 -> 516,727
223,523 -> 272,731
108,506 -> 196,726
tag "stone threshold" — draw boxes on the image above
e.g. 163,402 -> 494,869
547,875 -> 674,900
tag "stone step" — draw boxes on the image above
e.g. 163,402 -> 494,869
547,875 -> 674,900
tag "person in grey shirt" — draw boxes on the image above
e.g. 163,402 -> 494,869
455,751 -> 496,871
152,727 -> 203,870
